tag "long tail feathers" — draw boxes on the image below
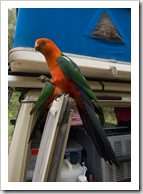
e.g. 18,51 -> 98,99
93,103 -> 105,127
29,108 -> 46,142
77,89 -> 120,167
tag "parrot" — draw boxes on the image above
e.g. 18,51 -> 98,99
29,81 -> 61,142
34,38 -> 120,167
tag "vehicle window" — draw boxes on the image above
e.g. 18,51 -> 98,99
103,107 -> 117,127
91,12 -> 123,42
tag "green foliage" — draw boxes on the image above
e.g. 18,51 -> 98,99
8,9 -> 17,140
8,8 -> 16,51
104,107 -> 117,127
8,91 -> 21,137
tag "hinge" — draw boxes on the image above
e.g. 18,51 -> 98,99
110,66 -> 118,77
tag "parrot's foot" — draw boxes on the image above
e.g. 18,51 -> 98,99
37,75 -> 51,83
54,92 -> 65,101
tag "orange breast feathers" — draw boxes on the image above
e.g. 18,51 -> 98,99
50,66 -> 80,98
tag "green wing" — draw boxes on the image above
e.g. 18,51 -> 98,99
57,55 -> 101,107
30,82 -> 55,115
62,53 -> 81,73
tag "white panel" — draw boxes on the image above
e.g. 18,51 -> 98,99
9,48 -> 131,81
8,102 -> 34,181
32,96 -> 64,181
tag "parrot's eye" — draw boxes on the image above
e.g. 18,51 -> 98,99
43,41 -> 47,45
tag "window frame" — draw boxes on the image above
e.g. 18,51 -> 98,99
83,8 -> 130,47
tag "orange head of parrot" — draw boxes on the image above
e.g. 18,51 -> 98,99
34,38 -> 61,56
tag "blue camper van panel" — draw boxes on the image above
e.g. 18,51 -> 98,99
13,8 -> 131,62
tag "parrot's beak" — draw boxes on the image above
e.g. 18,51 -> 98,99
34,42 -> 40,52
35,45 -> 40,52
